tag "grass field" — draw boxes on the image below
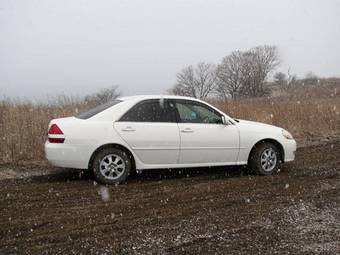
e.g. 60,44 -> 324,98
0,83 -> 339,164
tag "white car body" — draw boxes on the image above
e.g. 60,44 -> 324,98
45,95 -> 296,171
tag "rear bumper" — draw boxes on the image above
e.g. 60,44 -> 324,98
282,139 -> 297,162
45,141 -> 90,169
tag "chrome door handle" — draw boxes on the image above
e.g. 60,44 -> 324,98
122,126 -> 136,132
181,128 -> 194,133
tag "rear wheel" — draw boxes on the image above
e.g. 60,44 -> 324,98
249,142 -> 281,175
92,148 -> 131,184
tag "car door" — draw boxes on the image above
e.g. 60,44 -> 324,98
174,99 -> 239,164
114,99 -> 180,165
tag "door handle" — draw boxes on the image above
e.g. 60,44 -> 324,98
181,128 -> 194,133
121,126 -> 136,132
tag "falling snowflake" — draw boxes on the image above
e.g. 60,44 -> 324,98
98,186 -> 110,202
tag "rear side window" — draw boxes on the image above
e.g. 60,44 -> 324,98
119,100 -> 176,122
77,100 -> 122,119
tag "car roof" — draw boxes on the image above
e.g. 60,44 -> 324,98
91,94 -> 234,123
117,95 -> 203,102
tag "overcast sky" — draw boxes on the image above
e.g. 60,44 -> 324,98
1,0 -> 339,100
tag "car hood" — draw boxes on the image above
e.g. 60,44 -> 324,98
235,119 -> 282,133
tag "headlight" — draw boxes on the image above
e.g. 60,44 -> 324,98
282,129 -> 293,140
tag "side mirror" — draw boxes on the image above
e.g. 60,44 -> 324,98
221,116 -> 228,125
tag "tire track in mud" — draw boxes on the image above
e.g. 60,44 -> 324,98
0,141 -> 339,254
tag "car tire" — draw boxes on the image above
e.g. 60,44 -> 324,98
249,142 -> 281,175
92,148 -> 131,184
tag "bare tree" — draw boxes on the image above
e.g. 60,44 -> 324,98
273,72 -> 287,86
169,62 -> 216,100
216,51 -> 244,100
239,45 -> 280,97
215,45 -> 279,99
286,68 -> 298,89
85,85 -> 121,105
304,71 -> 319,85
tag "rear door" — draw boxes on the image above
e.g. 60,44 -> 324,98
174,99 -> 239,164
114,99 -> 180,165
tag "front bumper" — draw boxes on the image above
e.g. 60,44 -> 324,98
282,139 -> 297,162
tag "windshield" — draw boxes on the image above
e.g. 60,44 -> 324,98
77,100 -> 122,119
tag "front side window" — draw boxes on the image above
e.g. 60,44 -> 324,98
175,100 -> 223,124
119,100 -> 176,122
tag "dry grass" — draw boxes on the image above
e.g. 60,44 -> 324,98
215,96 -> 340,137
0,85 -> 340,165
0,99 -> 91,164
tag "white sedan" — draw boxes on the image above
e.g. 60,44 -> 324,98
45,95 -> 296,184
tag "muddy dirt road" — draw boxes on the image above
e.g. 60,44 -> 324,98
1,141 -> 339,254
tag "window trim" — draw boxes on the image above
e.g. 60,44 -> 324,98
118,99 -> 178,123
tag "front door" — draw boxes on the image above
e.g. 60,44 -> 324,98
174,99 -> 239,164
114,99 -> 180,165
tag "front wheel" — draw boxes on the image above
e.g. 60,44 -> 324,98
248,142 -> 281,175
92,148 -> 131,184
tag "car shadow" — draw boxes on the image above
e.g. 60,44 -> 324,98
30,165 -> 252,184
129,166 -> 251,183
29,168 -> 92,183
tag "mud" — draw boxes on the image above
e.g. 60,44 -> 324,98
1,141 -> 339,254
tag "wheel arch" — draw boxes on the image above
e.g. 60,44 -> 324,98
88,143 -> 136,171
248,138 -> 285,163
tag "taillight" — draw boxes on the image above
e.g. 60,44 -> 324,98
48,124 -> 63,135
48,137 -> 65,143
48,124 -> 65,143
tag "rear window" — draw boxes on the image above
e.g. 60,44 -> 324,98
77,100 -> 122,119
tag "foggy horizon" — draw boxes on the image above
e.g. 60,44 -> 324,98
1,0 -> 340,100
